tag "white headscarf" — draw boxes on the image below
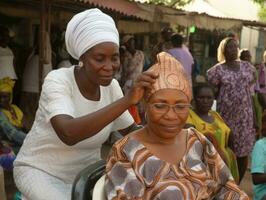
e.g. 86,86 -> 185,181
65,8 -> 119,60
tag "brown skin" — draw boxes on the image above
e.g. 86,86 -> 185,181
252,112 -> 266,185
0,92 -> 11,110
132,89 -> 189,164
51,42 -> 158,146
223,39 -> 240,72
191,87 -> 231,166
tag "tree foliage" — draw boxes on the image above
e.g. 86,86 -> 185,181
252,0 -> 266,21
140,0 -> 193,7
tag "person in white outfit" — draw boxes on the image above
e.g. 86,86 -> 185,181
13,8 -> 158,200
0,26 -> 17,80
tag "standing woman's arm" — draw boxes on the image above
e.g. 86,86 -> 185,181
50,71 -> 157,146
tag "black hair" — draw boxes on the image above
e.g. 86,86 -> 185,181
193,82 -> 215,98
239,49 -> 250,61
171,33 -> 183,47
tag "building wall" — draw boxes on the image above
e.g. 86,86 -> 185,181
240,26 -> 260,63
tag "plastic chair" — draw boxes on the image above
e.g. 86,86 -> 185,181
92,175 -> 106,200
71,160 -> 106,200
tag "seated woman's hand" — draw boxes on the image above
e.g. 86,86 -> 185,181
125,71 -> 158,105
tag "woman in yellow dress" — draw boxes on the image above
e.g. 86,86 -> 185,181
186,82 -> 239,183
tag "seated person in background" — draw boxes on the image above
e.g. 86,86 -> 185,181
251,109 -> 266,200
105,52 -> 249,200
0,77 -> 26,152
185,83 -> 239,183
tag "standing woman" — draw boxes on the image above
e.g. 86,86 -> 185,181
13,9 -> 157,200
207,37 -> 256,182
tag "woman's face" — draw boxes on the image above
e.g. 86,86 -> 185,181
146,89 -> 190,139
0,92 -> 11,109
81,42 -> 120,86
194,87 -> 214,114
224,39 -> 238,61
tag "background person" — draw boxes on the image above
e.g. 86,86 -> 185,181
0,77 -> 26,151
105,52 -> 249,199
0,26 -> 17,80
251,109 -> 266,200
207,37 -> 256,183
13,9 -> 157,200
168,33 -> 194,82
186,83 -> 239,183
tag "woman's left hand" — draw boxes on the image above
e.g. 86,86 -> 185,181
124,71 -> 158,105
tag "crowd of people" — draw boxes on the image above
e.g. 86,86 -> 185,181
0,7 -> 265,200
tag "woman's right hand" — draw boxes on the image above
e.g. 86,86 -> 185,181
124,71 -> 158,105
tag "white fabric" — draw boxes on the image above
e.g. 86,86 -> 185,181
0,46 -> 17,79
14,66 -> 133,195
22,54 -> 52,93
65,8 -> 119,59
14,166 -> 72,200
57,60 -> 72,69
93,175 -> 106,200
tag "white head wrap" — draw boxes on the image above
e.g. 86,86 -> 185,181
65,8 -> 119,60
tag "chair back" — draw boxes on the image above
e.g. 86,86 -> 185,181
92,175 -> 106,200
71,160 -> 106,200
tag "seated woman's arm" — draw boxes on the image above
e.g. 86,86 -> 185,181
105,138 -> 145,200
202,136 -> 250,199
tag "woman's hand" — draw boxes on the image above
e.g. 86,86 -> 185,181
124,71 -> 158,105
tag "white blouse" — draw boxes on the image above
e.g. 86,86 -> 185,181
15,66 -> 133,183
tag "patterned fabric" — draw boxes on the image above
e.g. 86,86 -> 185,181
0,111 -> 26,146
121,50 -> 144,93
207,61 -> 256,157
105,128 -> 249,200
186,109 -> 239,183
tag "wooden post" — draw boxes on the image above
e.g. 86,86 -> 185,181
39,0 -> 51,93
39,0 -> 45,93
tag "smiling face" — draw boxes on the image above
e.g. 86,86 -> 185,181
80,42 -> 120,86
224,39 -> 239,62
145,89 -> 190,139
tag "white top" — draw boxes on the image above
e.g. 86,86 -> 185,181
0,46 -> 17,79
14,66 -> 134,183
22,54 -> 52,93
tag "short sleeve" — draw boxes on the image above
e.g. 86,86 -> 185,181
207,64 -> 221,86
105,138 -> 144,200
110,80 -> 134,131
251,141 -> 265,174
40,70 -> 75,122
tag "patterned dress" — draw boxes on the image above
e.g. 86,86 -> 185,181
105,128 -> 249,200
207,61 -> 256,157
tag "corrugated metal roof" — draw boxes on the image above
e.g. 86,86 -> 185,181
78,0 -> 152,21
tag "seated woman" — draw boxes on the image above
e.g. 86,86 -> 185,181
185,83 -> 239,183
0,77 -> 26,151
105,52 -> 249,199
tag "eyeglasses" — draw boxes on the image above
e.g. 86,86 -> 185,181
150,103 -> 191,114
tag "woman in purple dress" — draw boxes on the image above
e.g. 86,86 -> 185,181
207,37 -> 256,183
